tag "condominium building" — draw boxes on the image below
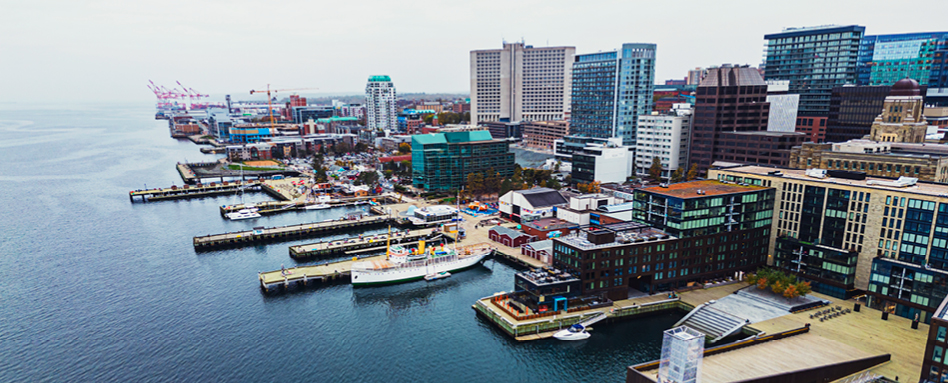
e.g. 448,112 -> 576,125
522,120 -> 569,151
689,65 -> 806,174
710,164 -> 948,323
470,42 -> 575,123
365,75 -> 397,131
551,180 -> 774,299
569,43 -> 656,146
764,25 -> 866,116
410,131 -> 515,191
634,104 -> 692,180
857,32 -> 948,88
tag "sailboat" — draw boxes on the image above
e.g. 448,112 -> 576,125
226,165 -> 261,220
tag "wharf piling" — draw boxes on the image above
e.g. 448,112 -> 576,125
129,180 -> 263,202
288,228 -> 438,258
192,215 -> 396,250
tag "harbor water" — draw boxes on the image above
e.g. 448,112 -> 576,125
0,103 -> 680,383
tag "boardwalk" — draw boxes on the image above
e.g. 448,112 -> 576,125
288,228 -> 438,258
258,255 -> 384,291
192,215 -> 395,249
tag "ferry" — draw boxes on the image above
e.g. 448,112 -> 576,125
350,240 -> 493,286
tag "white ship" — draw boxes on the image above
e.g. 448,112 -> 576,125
350,241 -> 493,286
226,208 -> 261,220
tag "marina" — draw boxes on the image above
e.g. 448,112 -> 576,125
192,214 -> 396,249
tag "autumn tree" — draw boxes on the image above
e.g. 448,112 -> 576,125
783,284 -> 799,303
485,171 -> 501,196
795,281 -> 812,297
771,281 -> 786,296
671,167 -> 684,183
398,143 -> 412,154
649,157 -> 663,182
467,172 -> 485,197
686,163 -> 699,181
756,277 -> 767,290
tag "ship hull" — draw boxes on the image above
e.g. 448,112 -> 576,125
351,251 -> 489,287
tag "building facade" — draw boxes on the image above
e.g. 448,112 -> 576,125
868,78 -> 929,143
569,43 -> 656,146
710,165 -> 948,323
470,42 -> 575,123
824,85 -> 891,143
921,297 -> 948,382
689,65 -> 806,174
788,140 -> 948,183
365,75 -> 397,131
634,104 -> 692,180
765,80 -> 800,133
764,25 -> 866,116
570,140 -> 634,185
522,120 -> 569,150
411,131 -> 515,191
795,116 -> 827,143
857,32 -> 948,88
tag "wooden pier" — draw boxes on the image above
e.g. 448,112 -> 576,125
288,228 -> 439,258
192,215 -> 396,250
129,180 -> 263,202
258,254 -> 385,291
218,196 -> 380,216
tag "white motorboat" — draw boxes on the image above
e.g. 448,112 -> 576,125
553,324 -> 591,341
424,271 -> 451,281
304,203 -> 331,210
226,208 -> 261,220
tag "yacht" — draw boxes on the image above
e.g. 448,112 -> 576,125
350,241 -> 493,286
553,324 -> 590,341
226,208 -> 261,220
304,203 -> 331,210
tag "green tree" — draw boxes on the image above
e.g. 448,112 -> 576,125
649,157 -> 663,182
398,142 -> 412,154
671,167 -> 684,183
355,142 -> 369,153
357,171 -> 379,186
500,179 -> 513,196
795,281 -> 812,297
547,178 -> 562,190
467,172 -> 485,197
462,111 -> 470,122
314,167 -> 328,183
686,163 -> 699,181
334,141 -> 351,154
554,161 -> 561,172
485,171 -> 501,196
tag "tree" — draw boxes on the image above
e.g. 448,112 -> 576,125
539,180 -> 547,188
756,277 -> 767,290
649,156 -> 663,182
771,280 -> 786,296
355,142 -> 369,153
398,143 -> 412,154
467,172 -> 485,197
587,180 -> 601,193
500,178 -> 513,196
554,161 -> 561,172
686,163 -> 699,181
333,141 -> 351,155
547,178 -> 562,190
462,111 -> 470,122
671,167 -> 684,183
783,284 -> 799,303
357,171 -> 379,186
314,167 -> 328,183
484,171 -> 501,196
745,273 -> 758,285
795,281 -> 812,297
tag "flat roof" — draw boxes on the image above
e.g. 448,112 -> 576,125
557,227 -> 674,251
640,180 -> 767,199
714,165 -> 948,197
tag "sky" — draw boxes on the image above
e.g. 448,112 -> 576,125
1,0 -> 946,104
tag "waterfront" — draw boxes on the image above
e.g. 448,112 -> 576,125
0,103 -> 679,383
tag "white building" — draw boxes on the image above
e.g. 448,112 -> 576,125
634,103 -> 693,180
470,42 -> 575,123
765,80 -> 799,133
365,75 -> 397,131
555,194 -> 618,225
498,187 -> 567,223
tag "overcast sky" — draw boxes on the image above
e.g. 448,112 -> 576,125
1,0 -> 944,104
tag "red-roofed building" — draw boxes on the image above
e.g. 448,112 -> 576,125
378,155 -> 412,164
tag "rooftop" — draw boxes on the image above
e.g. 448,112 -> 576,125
557,226 -> 674,251
516,187 -> 568,208
640,180 -> 767,199
524,239 -> 553,253
517,267 -> 579,287
714,165 -> 948,197
368,75 -> 391,82
523,217 -> 574,231
490,225 -> 533,239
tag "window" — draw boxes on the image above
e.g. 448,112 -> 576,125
935,345 -> 944,364
938,326 -> 947,343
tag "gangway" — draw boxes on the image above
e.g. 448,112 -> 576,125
579,311 -> 607,328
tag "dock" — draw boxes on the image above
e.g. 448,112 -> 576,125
218,196 -> 382,216
192,215 -> 396,250
258,254 -> 385,291
129,180 -> 263,202
288,228 -> 439,258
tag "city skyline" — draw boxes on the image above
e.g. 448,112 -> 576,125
2,0 -> 944,103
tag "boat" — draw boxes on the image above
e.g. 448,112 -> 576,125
553,324 -> 591,341
350,240 -> 493,286
304,203 -> 331,210
226,208 -> 261,220
424,271 -> 451,281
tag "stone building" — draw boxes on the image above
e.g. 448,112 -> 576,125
788,140 -> 948,183
869,78 -> 929,143
522,120 -> 569,150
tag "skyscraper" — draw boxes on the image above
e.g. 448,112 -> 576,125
470,42 -> 575,123
569,43 -> 656,146
857,32 -> 948,88
763,25 -> 865,116
365,75 -> 397,131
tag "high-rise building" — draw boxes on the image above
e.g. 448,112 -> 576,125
824,85 -> 892,142
634,104 -> 692,180
365,75 -> 397,131
411,131 -> 515,191
689,65 -> 806,174
765,80 -> 800,133
687,68 -> 707,85
470,42 -> 575,123
569,43 -> 656,146
764,25 -> 866,116
857,32 -> 948,88
869,78 -> 929,143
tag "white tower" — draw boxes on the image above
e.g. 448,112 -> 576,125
365,75 -> 397,131
658,326 -> 705,383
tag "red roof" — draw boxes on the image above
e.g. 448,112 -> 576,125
378,155 -> 412,163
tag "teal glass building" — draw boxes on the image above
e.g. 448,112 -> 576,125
411,131 -> 515,191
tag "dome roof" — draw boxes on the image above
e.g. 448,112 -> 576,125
890,78 -> 921,96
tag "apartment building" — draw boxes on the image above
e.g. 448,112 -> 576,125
634,103 -> 692,180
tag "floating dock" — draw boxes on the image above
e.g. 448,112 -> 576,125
192,215 -> 396,250
258,254 -> 385,291
288,228 -> 439,258
129,180 -> 263,202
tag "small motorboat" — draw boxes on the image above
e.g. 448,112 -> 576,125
226,208 -> 261,220
304,203 -> 331,210
424,271 -> 451,281
553,324 -> 590,341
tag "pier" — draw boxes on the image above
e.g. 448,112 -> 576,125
218,196 -> 382,216
288,228 -> 439,258
192,215 -> 396,249
258,254 -> 384,291
129,180 -> 263,202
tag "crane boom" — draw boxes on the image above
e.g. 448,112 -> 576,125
249,85 -> 319,131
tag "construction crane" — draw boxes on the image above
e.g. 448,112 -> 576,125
250,85 -> 318,131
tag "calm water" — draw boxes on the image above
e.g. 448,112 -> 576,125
0,103 -> 679,383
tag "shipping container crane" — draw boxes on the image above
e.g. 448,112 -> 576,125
249,85 -> 318,131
